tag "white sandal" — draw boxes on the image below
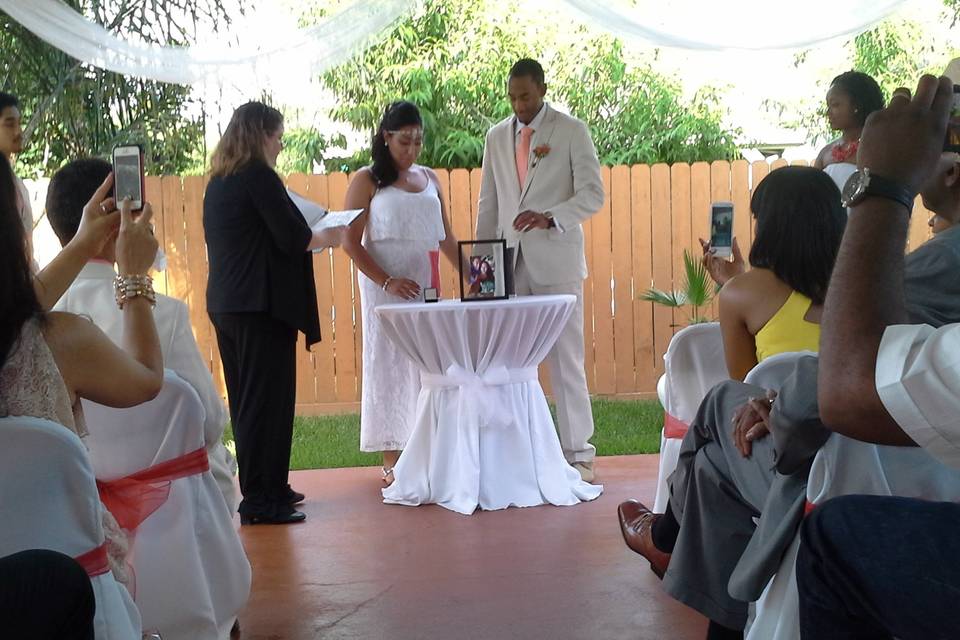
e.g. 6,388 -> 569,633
381,466 -> 395,487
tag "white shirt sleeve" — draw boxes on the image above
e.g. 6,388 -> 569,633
876,323 -> 960,469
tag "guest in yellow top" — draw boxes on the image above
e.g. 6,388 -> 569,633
700,166 -> 846,380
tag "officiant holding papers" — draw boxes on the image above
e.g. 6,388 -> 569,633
204,101 -> 346,525
476,59 -> 605,482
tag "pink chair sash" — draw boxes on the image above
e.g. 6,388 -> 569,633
97,447 -> 210,535
74,542 -> 110,577
663,412 -> 690,440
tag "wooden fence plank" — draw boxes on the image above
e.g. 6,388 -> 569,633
581,208 -> 596,394
610,165 -> 636,393
326,172 -> 359,402
592,167 -> 615,394
650,163 -> 674,373
307,173 -> 337,404
144,176 -> 167,296
631,165 -> 657,389
670,163 -> 693,323
690,162 -> 714,320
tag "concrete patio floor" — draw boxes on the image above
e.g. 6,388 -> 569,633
236,454 -> 706,640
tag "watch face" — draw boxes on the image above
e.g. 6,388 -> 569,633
841,169 -> 867,207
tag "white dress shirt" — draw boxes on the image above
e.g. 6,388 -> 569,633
876,322 -> 960,469
54,261 -> 238,511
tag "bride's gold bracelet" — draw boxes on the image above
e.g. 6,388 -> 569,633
114,274 -> 157,309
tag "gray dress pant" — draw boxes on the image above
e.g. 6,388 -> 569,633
664,380 -> 778,630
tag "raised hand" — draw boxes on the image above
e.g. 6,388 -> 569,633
72,173 -> 121,259
857,74 -> 953,194
116,198 -> 158,276
699,236 -> 745,286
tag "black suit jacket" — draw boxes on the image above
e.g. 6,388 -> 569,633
204,161 -> 321,346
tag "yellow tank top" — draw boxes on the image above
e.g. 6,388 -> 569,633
754,290 -> 820,362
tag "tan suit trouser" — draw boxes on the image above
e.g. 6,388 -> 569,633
514,250 -> 596,463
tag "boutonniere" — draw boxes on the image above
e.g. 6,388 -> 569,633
531,144 -> 551,168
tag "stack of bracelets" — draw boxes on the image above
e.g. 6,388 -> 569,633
114,274 -> 157,309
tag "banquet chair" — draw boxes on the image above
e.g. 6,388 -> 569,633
746,383 -> 960,639
653,322 -> 728,512
0,415 -> 142,640
743,350 -> 816,390
83,370 -> 251,640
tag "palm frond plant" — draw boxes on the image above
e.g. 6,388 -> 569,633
640,249 -> 715,325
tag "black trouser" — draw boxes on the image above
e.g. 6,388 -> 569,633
211,312 -> 298,518
797,495 -> 960,640
0,549 -> 95,639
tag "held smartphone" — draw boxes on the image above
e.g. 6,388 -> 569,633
945,85 -> 960,153
710,202 -> 734,258
112,144 -> 145,211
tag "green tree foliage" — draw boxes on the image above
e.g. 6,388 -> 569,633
0,0 -> 237,177
275,128 -> 347,175
317,0 -> 738,170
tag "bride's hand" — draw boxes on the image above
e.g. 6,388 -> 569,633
386,278 -> 421,300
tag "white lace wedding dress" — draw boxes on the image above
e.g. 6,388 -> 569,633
358,173 -> 445,452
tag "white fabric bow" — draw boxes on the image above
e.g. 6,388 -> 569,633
429,364 -> 527,430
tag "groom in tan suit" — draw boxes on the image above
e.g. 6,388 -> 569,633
476,58 -> 605,481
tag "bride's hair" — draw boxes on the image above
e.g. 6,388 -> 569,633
370,101 -> 422,187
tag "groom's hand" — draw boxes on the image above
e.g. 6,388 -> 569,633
514,210 -> 553,232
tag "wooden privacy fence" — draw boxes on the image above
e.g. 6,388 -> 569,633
145,160 -> 935,415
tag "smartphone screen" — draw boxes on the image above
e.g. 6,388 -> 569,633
710,202 -> 734,257
946,85 -> 960,153
113,145 -> 144,210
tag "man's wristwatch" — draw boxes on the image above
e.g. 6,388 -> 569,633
841,168 -> 915,211
544,213 -> 556,229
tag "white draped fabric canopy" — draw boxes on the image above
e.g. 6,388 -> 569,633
0,0 -> 909,87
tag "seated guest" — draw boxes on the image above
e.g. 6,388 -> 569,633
813,71 -> 885,192
707,166 -> 846,380
619,95 -> 960,639
0,154 -> 163,583
798,74 -> 960,640
48,158 -> 238,514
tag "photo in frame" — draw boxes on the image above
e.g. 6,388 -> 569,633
458,239 -> 508,301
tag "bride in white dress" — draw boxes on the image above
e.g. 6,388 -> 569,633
813,71 -> 885,195
343,101 -> 460,486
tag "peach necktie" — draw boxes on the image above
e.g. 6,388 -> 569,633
516,126 -> 533,188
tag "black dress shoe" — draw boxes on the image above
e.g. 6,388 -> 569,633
286,487 -> 305,505
240,509 -> 306,525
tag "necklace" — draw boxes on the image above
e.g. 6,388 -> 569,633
830,139 -> 859,164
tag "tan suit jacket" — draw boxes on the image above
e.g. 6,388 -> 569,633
476,104 -> 604,285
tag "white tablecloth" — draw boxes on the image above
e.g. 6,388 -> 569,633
375,294 -> 603,514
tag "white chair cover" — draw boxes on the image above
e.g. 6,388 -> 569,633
749,404 -> 960,639
0,416 -> 141,640
743,351 -> 816,390
82,371 -> 251,640
653,322 -> 727,512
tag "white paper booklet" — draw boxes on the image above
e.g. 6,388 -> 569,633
287,188 -> 363,241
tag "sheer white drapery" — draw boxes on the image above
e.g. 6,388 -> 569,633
0,0 -> 909,87
556,0 -> 907,50
0,0 -> 416,86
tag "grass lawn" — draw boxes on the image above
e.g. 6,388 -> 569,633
223,398 -> 664,471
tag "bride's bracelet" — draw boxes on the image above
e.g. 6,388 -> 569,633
381,276 -> 393,292
115,274 -> 157,309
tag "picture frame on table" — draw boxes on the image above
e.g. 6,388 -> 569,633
458,239 -> 508,301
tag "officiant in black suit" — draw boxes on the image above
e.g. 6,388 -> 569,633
204,101 -> 345,525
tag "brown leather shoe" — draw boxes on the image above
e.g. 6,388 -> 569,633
617,499 -> 671,579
